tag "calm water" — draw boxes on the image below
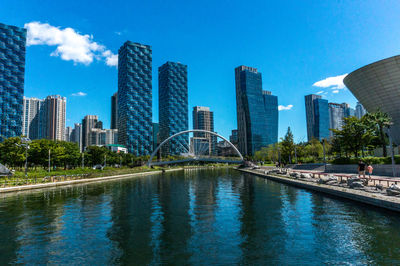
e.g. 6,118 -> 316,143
1,168 -> 400,265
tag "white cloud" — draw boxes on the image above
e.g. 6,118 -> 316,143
313,73 -> 348,90
278,104 -> 293,111
332,90 -> 339,94
24,21 -> 118,67
72,92 -> 87,96
316,90 -> 324,95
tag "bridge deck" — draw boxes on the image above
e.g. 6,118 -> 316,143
149,158 -> 243,166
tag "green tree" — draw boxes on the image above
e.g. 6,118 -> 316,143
363,111 -> 391,157
0,137 -> 25,167
280,127 -> 295,163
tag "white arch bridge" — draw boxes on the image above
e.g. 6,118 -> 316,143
147,129 -> 244,166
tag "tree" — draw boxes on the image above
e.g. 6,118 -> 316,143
363,111 -> 391,157
280,127 -> 294,163
332,116 -> 367,158
0,137 -> 25,167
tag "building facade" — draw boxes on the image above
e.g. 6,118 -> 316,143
118,41 -> 152,155
152,122 -> 159,151
0,23 -> 26,140
329,102 -> 355,137
355,102 -> 367,119
82,115 -> 102,150
65,126 -> 72,142
192,106 -> 216,155
111,92 -> 118,129
22,97 -> 46,140
70,123 -> 82,152
235,65 -> 278,156
305,94 -> 330,141
44,95 -> 66,141
158,62 -> 188,155
344,55 -> 400,143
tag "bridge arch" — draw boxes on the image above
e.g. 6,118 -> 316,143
147,129 -> 244,166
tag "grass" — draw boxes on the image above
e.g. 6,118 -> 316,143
0,163 -> 237,188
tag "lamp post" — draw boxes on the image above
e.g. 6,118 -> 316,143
384,122 -> 395,177
16,137 -> 31,177
321,138 -> 326,172
294,145 -> 298,164
48,149 -> 51,173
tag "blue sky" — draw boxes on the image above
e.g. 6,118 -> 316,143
1,0 -> 400,141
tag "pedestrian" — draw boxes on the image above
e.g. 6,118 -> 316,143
367,164 -> 373,181
358,160 -> 366,179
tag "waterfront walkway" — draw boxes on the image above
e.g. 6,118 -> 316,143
260,166 -> 400,188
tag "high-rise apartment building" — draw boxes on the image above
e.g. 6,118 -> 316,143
82,115 -> 102,149
0,23 -> 26,140
305,94 -> 329,141
44,95 -> 66,141
355,102 -> 367,119
65,126 -> 72,142
192,106 -> 216,155
158,62 -> 188,155
118,41 -> 152,155
111,92 -> 118,129
235,66 -> 279,156
70,123 -> 82,152
88,128 -> 118,146
22,97 -> 46,139
152,122 -> 159,151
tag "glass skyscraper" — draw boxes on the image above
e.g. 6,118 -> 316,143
305,94 -> 330,141
0,23 -> 26,141
158,62 -> 188,155
118,41 -> 152,155
235,66 -> 279,156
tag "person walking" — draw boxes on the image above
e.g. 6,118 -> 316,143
367,164 -> 374,181
358,160 -> 366,179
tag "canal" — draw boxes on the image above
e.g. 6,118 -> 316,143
0,168 -> 400,264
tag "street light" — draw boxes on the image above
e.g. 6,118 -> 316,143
384,122 -> 395,177
16,137 -> 31,177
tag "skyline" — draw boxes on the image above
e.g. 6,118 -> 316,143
2,0 -> 400,141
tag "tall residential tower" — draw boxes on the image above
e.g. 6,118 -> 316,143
158,62 -> 188,155
0,23 -> 26,140
118,41 -> 152,155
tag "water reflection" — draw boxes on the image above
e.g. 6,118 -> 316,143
0,169 -> 399,264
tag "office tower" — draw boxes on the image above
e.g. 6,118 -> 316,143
22,97 -> 46,139
158,62 -> 188,155
44,95 -> 66,141
192,106 -> 216,155
263,90 -> 279,145
118,41 -> 152,155
329,102 -> 356,137
111,92 -> 118,129
235,66 -> 279,156
82,115 -> 102,149
152,122 -> 159,151
229,129 -> 238,146
305,94 -> 329,141
355,102 -> 367,119
71,123 -> 82,152
65,126 -> 72,142
329,103 -> 344,137
0,23 -> 26,140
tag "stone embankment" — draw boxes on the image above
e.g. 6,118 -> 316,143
239,168 -> 400,212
